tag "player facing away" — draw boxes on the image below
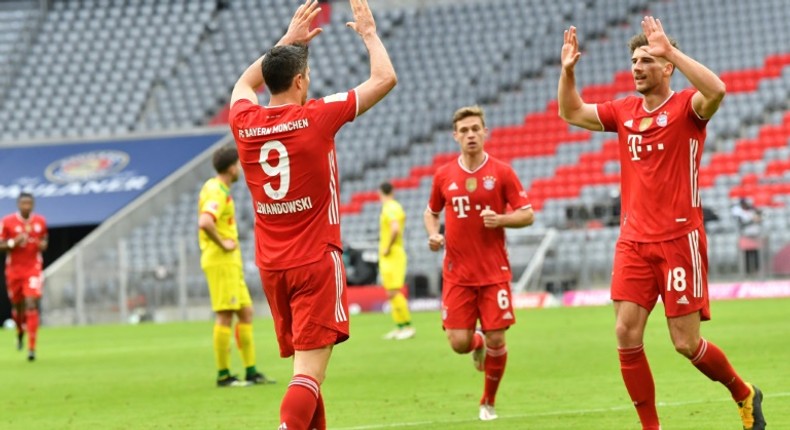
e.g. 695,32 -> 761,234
378,181 -> 415,340
0,192 -> 47,362
228,0 -> 396,428
557,17 -> 766,430
423,106 -> 534,421
198,144 -> 274,387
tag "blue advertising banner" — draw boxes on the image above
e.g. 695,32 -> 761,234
0,134 -> 225,227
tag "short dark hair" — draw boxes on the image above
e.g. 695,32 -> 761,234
379,182 -> 394,195
262,44 -> 309,95
18,192 -> 34,202
212,145 -> 239,174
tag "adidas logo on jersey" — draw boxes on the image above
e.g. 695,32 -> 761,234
448,182 -> 459,191
502,311 -> 514,320
676,295 -> 689,305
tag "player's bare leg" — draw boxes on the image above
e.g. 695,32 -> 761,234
446,328 -> 484,361
614,301 -> 660,429
12,301 -> 25,351
667,312 -> 765,429
24,297 -> 39,361
479,329 -> 507,421
282,345 -> 333,430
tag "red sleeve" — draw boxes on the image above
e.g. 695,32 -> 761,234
0,218 -> 9,241
503,166 -> 531,211
310,89 -> 359,136
596,100 -> 619,132
682,88 -> 709,129
39,216 -> 47,237
229,99 -> 257,136
427,169 -> 445,214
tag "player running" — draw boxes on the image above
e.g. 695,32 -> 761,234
423,106 -> 534,420
1,192 -> 47,362
557,17 -> 766,430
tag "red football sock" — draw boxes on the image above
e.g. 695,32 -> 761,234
12,308 -> 24,334
465,331 -> 484,354
690,338 -> 751,401
25,309 -> 39,351
280,374 -> 319,430
618,345 -> 660,430
308,392 -> 326,430
480,344 -> 507,406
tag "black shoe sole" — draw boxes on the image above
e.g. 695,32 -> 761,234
750,385 -> 766,430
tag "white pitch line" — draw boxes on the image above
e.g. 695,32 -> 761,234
335,392 -> 790,430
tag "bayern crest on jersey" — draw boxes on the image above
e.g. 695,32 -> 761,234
657,112 -> 669,127
483,175 -> 496,190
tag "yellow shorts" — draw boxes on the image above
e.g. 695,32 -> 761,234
379,252 -> 407,290
203,264 -> 252,311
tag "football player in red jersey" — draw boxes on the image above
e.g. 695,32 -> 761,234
558,17 -> 765,430
424,105 -> 534,421
1,192 -> 47,362
228,0 -> 396,428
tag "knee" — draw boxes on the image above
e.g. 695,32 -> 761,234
615,322 -> 642,346
485,331 -> 505,349
672,337 -> 699,358
237,307 -> 253,324
449,338 -> 469,354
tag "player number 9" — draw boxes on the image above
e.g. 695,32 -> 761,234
497,289 -> 510,310
259,140 -> 290,201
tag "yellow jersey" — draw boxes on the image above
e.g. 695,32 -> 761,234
198,177 -> 242,268
379,199 -> 406,258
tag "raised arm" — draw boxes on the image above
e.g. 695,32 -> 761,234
347,0 -> 397,116
230,0 -> 324,106
557,26 -> 603,131
641,16 -> 725,119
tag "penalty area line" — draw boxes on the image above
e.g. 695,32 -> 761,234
336,392 -> 790,429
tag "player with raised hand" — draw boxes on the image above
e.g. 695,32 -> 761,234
229,0 -> 396,428
424,106 -> 534,421
558,17 -> 766,430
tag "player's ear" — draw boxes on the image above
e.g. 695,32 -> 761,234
293,73 -> 303,91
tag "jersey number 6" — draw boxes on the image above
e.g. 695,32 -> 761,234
259,140 -> 290,201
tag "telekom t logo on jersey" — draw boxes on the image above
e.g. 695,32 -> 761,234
451,196 -> 471,218
627,134 -> 665,161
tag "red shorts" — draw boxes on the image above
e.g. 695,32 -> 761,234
259,250 -> 350,358
6,273 -> 43,304
441,281 -> 516,331
612,228 -> 710,320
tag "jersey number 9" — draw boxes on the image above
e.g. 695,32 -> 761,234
259,140 -> 290,201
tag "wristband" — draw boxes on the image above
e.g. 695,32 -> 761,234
7,239 -> 15,249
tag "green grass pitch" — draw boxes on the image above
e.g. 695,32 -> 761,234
2,298 -> 788,429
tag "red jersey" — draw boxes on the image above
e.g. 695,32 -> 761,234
597,89 -> 707,242
1,213 -> 47,277
428,154 -> 531,286
229,91 -> 358,270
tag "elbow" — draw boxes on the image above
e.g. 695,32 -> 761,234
714,83 -> 726,103
385,72 -> 398,91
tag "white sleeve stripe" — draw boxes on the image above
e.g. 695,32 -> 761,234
593,104 -> 606,131
353,90 -> 359,120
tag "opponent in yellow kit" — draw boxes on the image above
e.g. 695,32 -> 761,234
198,145 -> 273,387
378,182 -> 415,340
